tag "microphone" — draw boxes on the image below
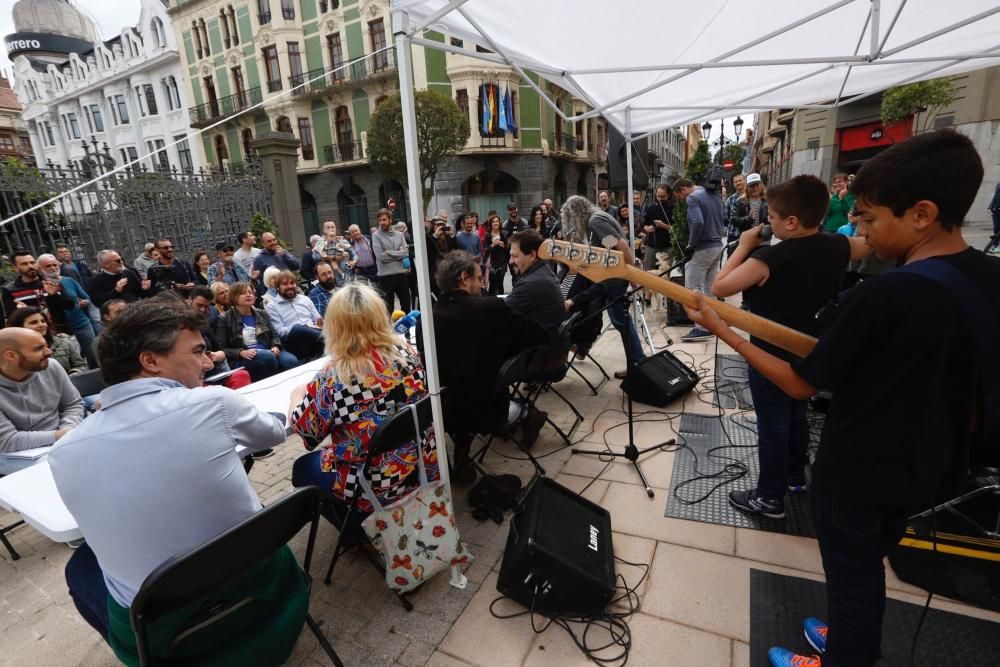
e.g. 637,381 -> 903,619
393,309 -> 420,335
391,309 -> 406,323
723,224 -> 772,253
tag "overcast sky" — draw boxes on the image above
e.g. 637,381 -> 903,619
2,0 -> 142,80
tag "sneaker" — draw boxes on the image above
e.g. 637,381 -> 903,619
729,488 -> 786,519
679,326 -> 713,341
803,617 -> 827,654
768,647 -> 821,667
787,475 -> 808,493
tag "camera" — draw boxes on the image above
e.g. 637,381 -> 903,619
759,224 -> 773,242
148,265 -> 176,291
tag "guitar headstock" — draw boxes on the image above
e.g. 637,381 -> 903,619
538,239 -> 630,282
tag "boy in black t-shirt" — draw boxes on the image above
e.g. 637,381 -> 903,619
710,175 -> 869,520
685,130 -> 1000,667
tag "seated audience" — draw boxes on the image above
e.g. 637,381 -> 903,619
192,251 -> 211,285
1,250 -> 74,325
189,286 -> 251,390
261,266 -> 281,307
7,307 -> 87,375
216,281 -> 298,381
433,251 -> 549,482
265,271 -> 325,361
252,232 -> 300,276
308,260 -> 341,316
89,249 -> 152,307
146,239 -> 196,296
0,327 -> 84,474
207,243 -> 250,285
504,230 -> 566,333
48,301 -> 297,664
289,281 -> 437,531
37,253 -> 97,367
91,299 -> 127,363
132,242 -> 158,275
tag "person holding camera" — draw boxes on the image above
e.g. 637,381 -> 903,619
1,250 -> 75,325
146,239 -> 196,297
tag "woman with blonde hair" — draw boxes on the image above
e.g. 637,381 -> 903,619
289,281 -> 436,532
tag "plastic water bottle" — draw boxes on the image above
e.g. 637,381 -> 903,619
393,310 -> 420,335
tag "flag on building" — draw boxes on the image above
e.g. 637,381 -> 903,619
487,84 -> 497,133
481,83 -> 491,135
497,83 -> 508,133
504,84 -> 517,134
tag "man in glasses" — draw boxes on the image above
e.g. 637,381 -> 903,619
146,239 -> 196,297
88,249 -> 153,307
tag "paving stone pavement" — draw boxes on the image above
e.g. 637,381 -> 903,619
3,296 -> 998,666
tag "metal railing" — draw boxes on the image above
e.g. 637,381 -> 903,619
188,86 -> 262,127
258,11 -> 271,24
322,140 -> 364,164
549,133 -> 578,154
281,7 -> 295,19
287,50 -> 396,98
266,79 -> 282,93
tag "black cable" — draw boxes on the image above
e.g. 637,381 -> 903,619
910,506 -> 938,666
489,556 -> 650,667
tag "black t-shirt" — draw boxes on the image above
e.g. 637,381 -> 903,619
744,232 -> 850,361
643,200 -> 674,249
586,211 -> 627,289
792,247 -> 1000,510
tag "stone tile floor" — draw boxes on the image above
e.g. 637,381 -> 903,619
2,294 -> 999,666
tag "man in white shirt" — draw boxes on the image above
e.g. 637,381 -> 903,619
49,299 -> 288,647
233,230 -> 262,277
264,270 -> 324,361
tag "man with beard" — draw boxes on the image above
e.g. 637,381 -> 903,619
0,327 -> 85,474
55,245 -> 93,290
371,208 -> 411,314
560,195 -> 646,379
88,250 -> 153,307
308,260 -> 343,316
1,250 -> 75,324
37,254 -> 98,368
146,239 -> 196,296
265,271 -> 324,361
207,243 -> 250,285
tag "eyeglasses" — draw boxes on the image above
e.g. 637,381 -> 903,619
159,245 -> 174,250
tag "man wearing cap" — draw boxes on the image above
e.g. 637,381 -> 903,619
502,203 -> 526,237
207,243 -> 250,285
730,173 -> 769,234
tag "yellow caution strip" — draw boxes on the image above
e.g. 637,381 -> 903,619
898,537 -> 1000,562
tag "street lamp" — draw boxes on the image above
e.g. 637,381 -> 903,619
701,120 -> 712,138
733,116 -> 744,140
710,117 -> 744,151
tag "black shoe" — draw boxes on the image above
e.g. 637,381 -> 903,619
614,369 -> 628,380
520,408 -> 547,450
252,448 -> 275,460
728,488 -> 785,519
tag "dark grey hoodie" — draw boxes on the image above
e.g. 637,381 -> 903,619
0,361 -> 85,453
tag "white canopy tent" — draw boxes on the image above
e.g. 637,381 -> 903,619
390,0 -> 1000,488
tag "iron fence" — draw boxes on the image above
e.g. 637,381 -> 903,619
0,140 -> 273,266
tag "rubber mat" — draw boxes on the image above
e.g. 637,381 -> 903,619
663,413 -> 817,538
749,568 -> 1000,666
715,354 -> 753,410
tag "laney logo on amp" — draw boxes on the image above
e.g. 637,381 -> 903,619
588,524 -> 599,551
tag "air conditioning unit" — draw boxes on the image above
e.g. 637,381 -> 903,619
360,130 -> 368,158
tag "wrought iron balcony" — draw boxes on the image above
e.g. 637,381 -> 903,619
550,133 -> 578,154
322,140 -> 365,164
287,50 -> 396,99
281,7 -> 295,19
188,87 -> 262,128
258,11 -> 271,24
266,79 -> 282,93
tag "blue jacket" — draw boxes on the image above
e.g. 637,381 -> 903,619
57,277 -> 92,331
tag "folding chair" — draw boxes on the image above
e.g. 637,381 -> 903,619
129,486 -> 343,667
518,313 -> 584,445
322,394 -> 437,612
69,368 -> 106,397
566,318 -> 611,395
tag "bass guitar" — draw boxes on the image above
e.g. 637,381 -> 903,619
539,238 -> 817,358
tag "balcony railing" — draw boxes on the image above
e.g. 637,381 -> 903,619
288,50 -> 396,98
189,86 -> 262,127
322,140 -> 365,164
266,79 -> 282,93
258,11 -> 271,24
281,8 -> 295,19
550,133 -> 578,154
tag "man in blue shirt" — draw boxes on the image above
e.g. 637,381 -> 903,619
252,232 -> 301,275
455,214 -> 483,263
37,254 -> 98,367
674,178 -> 725,341
207,243 -> 251,285
265,271 -> 324,361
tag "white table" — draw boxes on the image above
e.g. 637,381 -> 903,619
0,358 -> 330,551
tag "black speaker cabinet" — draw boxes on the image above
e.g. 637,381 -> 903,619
666,275 -> 693,326
497,478 -> 615,616
621,349 -> 699,407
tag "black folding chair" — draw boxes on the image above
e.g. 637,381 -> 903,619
518,313 -> 584,445
322,394 -> 437,612
129,486 -> 343,667
69,368 -> 106,397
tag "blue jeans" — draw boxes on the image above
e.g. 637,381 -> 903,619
810,482 -> 907,666
605,282 -> 646,366
65,542 -> 110,639
0,454 -> 38,476
748,367 -> 809,500
237,349 -> 299,381
72,324 -> 97,368
291,451 -> 367,541
281,324 -> 324,362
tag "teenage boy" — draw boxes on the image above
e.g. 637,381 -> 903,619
710,175 -> 870,520
684,129 -> 1000,667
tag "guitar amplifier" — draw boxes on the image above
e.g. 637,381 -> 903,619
497,478 -> 615,616
621,349 -> 699,407
666,275 -> 693,326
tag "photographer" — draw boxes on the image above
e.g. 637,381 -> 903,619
146,239 -> 196,297
1,251 -> 75,324
426,214 -> 457,293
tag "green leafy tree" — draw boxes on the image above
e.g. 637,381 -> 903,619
670,197 -> 689,265
367,90 -> 470,213
881,77 -> 958,133
249,211 -> 285,248
684,140 -> 712,184
713,143 -> 745,174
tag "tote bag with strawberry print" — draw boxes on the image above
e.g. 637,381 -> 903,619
357,404 -> 472,593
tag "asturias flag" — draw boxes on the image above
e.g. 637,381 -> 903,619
504,84 -> 517,134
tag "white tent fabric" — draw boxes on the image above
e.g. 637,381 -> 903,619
394,0 -> 1000,136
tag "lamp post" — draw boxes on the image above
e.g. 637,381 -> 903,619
706,116 -> 744,151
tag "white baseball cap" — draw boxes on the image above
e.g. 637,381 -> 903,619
745,173 -> 762,185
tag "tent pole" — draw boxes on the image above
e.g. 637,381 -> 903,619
869,0 -> 881,59
412,0 -> 473,33
624,108 -> 641,346
408,36 -> 565,76
392,10 -> 450,485
876,0 -> 908,56
881,6 -> 1000,59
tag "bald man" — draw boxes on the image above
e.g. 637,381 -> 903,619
0,328 -> 84,474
